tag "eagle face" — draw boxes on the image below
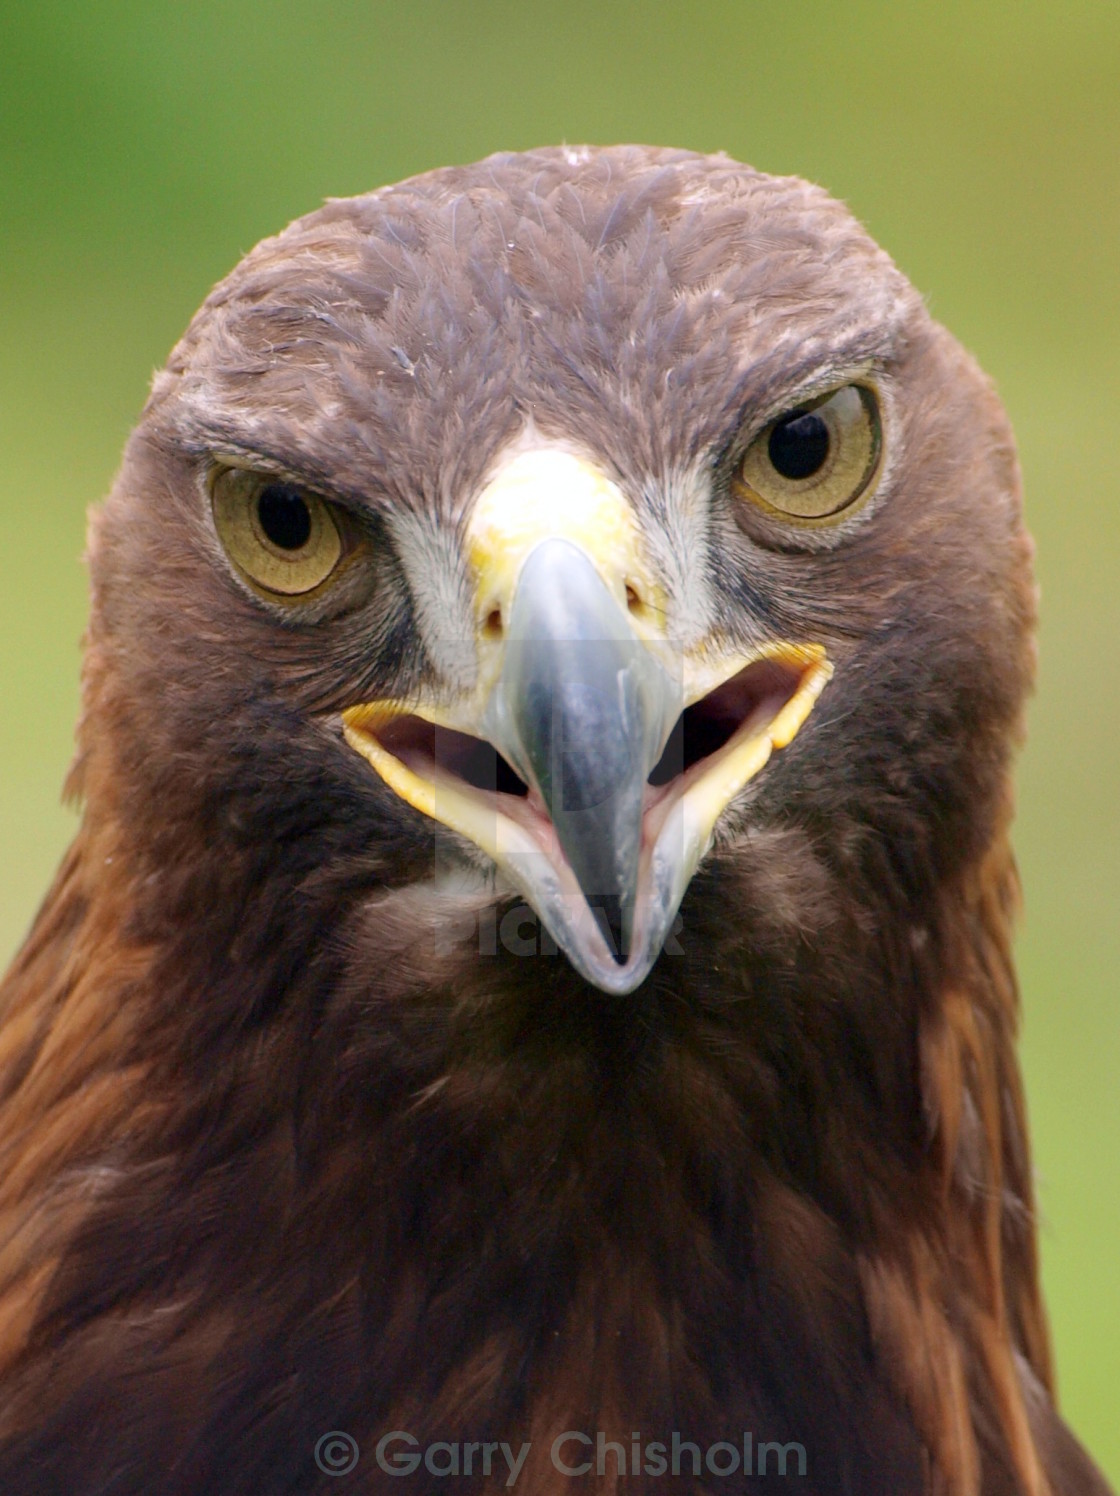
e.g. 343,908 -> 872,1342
101,145 -> 1030,999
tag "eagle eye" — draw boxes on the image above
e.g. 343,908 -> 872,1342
211,469 -> 344,597
734,384 -> 882,522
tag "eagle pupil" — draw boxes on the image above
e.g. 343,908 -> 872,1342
768,411 -> 830,480
257,485 -> 312,550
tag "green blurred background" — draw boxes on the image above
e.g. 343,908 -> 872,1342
1,0 -> 1116,1474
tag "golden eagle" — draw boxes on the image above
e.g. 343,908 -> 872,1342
0,146 -> 1110,1495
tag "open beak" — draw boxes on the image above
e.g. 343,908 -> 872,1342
342,449 -> 831,994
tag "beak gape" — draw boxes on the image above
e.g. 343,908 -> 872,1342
342,450 -> 831,994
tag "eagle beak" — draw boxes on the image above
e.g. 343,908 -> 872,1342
342,449 -> 831,994
480,536 -> 677,963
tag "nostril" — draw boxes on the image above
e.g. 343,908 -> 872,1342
625,583 -> 643,615
483,607 -> 504,639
